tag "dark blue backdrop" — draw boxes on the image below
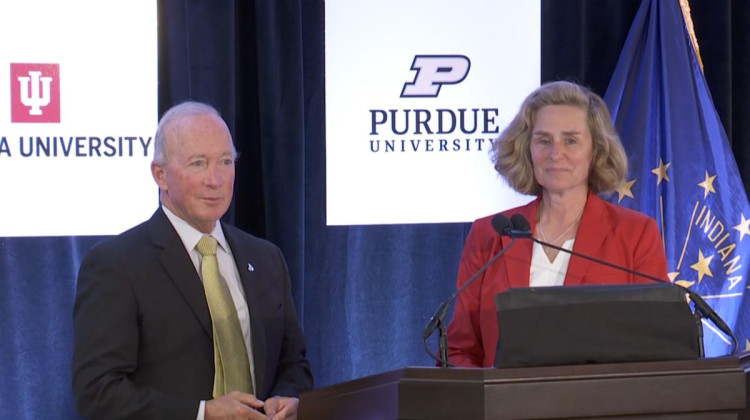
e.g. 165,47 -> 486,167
2,0 -> 749,418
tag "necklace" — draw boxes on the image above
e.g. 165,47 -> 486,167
538,213 -> 583,245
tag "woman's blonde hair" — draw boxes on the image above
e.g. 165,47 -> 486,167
491,81 -> 627,195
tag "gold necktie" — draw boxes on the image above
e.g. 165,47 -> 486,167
196,235 -> 254,397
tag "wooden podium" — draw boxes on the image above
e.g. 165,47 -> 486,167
300,354 -> 750,419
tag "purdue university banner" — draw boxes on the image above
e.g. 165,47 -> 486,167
325,0 -> 540,225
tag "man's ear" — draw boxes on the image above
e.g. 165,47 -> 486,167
152,162 -> 167,190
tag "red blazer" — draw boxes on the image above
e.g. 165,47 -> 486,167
446,192 -> 669,367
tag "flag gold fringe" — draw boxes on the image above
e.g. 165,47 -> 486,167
679,0 -> 704,72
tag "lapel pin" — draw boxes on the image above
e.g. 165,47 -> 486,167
247,263 -> 255,272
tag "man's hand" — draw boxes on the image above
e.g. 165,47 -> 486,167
205,391 -> 266,419
263,396 -> 299,420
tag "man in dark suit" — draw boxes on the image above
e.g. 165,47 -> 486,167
72,101 -> 313,419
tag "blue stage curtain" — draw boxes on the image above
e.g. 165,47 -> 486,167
2,1 -> 749,418
0,237 -> 102,419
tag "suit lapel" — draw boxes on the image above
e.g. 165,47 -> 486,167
223,225 -> 269,398
149,209 -> 212,337
565,193 -> 611,285
503,198 -> 538,289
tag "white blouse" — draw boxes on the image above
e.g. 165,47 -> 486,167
529,238 -> 575,287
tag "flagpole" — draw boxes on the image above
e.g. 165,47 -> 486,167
678,0 -> 704,72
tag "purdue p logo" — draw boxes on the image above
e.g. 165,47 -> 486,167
11,63 -> 61,123
401,55 -> 471,98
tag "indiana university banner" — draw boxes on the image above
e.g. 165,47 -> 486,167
604,0 -> 750,357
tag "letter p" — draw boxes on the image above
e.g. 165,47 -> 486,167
401,55 -> 471,98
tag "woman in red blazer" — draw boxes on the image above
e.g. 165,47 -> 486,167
446,81 -> 668,367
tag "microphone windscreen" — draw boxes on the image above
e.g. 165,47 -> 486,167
510,214 -> 531,231
491,213 -> 512,236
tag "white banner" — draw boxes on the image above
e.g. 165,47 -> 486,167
325,0 -> 539,225
0,1 -> 157,237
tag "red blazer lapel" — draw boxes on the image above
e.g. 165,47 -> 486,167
565,193 -> 611,285
503,197 -> 539,289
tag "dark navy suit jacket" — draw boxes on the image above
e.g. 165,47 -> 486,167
72,208 -> 312,419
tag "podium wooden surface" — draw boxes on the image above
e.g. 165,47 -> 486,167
300,354 -> 750,419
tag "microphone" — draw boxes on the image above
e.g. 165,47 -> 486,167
498,213 -> 738,354
423,213 -> 517,367
491,213 -> 532,238
510,213 -> 531,232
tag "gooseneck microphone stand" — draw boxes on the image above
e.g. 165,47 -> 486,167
422,217 -> 517,367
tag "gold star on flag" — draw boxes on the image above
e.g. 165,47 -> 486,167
616,179 -> 636,203
675,280 -> 695,289
651,159 -> 671,185
734,214 -> 750,242
689,250 -> 714,284
697,171 -> 717,198
669,271 -> 696,289
746,339 -> 750,352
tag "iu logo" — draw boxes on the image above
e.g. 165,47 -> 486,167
10,63 -> 61,123
401,55 -> 471,98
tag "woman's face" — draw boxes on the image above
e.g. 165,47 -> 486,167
529,105 -> 593,196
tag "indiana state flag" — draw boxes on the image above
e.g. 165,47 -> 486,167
604,0 -> 750,357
